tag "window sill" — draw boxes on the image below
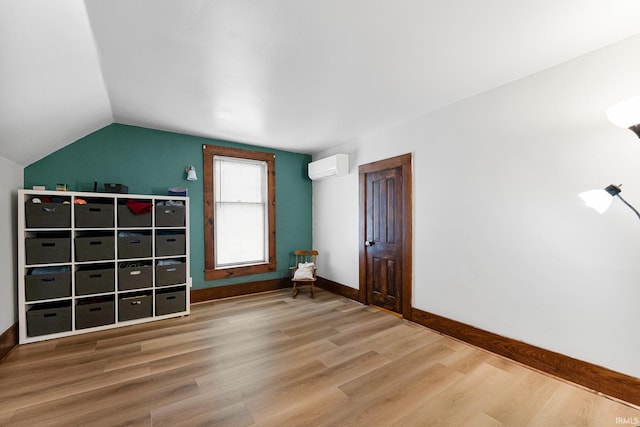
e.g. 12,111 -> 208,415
205,261 -> 277,280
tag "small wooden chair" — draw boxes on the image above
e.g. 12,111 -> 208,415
291,250 -> 318,298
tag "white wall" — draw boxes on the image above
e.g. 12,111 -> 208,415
313,34 -> 640,379
0,156 -> 23,334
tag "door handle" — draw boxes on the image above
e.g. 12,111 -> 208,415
365,240 -> 375,247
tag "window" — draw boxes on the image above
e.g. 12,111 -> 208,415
203,145 -> 276,280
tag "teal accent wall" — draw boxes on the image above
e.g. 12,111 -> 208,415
24,124 -> 312,290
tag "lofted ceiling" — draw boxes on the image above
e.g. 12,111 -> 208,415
2,0 -> 640,166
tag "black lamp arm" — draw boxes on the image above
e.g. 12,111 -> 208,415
615,194 -> 640,220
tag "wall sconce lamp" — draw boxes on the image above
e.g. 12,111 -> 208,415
607,96 -> 640,138
579,184 -> 640,220
185,166 -> 198,181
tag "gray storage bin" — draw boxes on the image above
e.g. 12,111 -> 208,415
25,203 -> 71,228
155,234 -> 186,257
118,265 -> 152,290
155,287 -> 186,316
155,262 -> 186,287
155,205 -> 185,227
76,267 -> 115,295
75,204 -> 114,228
26,302 -> 72,336
117,205 -> 152,228
75,236 -> 115,262
118,235 -> 152,259
76,297 -> 115,329
25,271 -> 71,301
26,237 -> 71,264
118,293 -> 152,321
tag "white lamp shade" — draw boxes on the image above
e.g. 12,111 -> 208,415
606,96 -> 640,128
579,189 -> 613,214
186,166 -> 198,181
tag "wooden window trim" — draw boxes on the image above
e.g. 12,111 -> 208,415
203,144 -> 277,280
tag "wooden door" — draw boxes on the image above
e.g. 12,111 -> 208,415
359,154 -> 412,317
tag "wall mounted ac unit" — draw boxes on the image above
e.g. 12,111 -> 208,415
308,154 -> 349,180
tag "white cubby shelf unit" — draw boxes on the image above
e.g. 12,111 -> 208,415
18,189 -> 191,344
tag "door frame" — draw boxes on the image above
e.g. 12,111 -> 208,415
359,153 -> 413,319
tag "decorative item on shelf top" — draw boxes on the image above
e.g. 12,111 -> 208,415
104,183 -> 128,194
168,187 -> 188,197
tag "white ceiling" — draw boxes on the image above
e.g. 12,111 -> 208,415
2,0 -> 640,166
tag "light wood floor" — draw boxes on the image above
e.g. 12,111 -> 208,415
1,289 -> 638,426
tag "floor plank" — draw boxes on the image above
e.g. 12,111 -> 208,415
1,288 -> 638,426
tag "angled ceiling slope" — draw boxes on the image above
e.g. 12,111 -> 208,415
0,0 -> 112,167
3,0 -> 640,166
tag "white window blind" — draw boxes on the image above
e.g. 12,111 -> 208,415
214,155 -> 268,268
